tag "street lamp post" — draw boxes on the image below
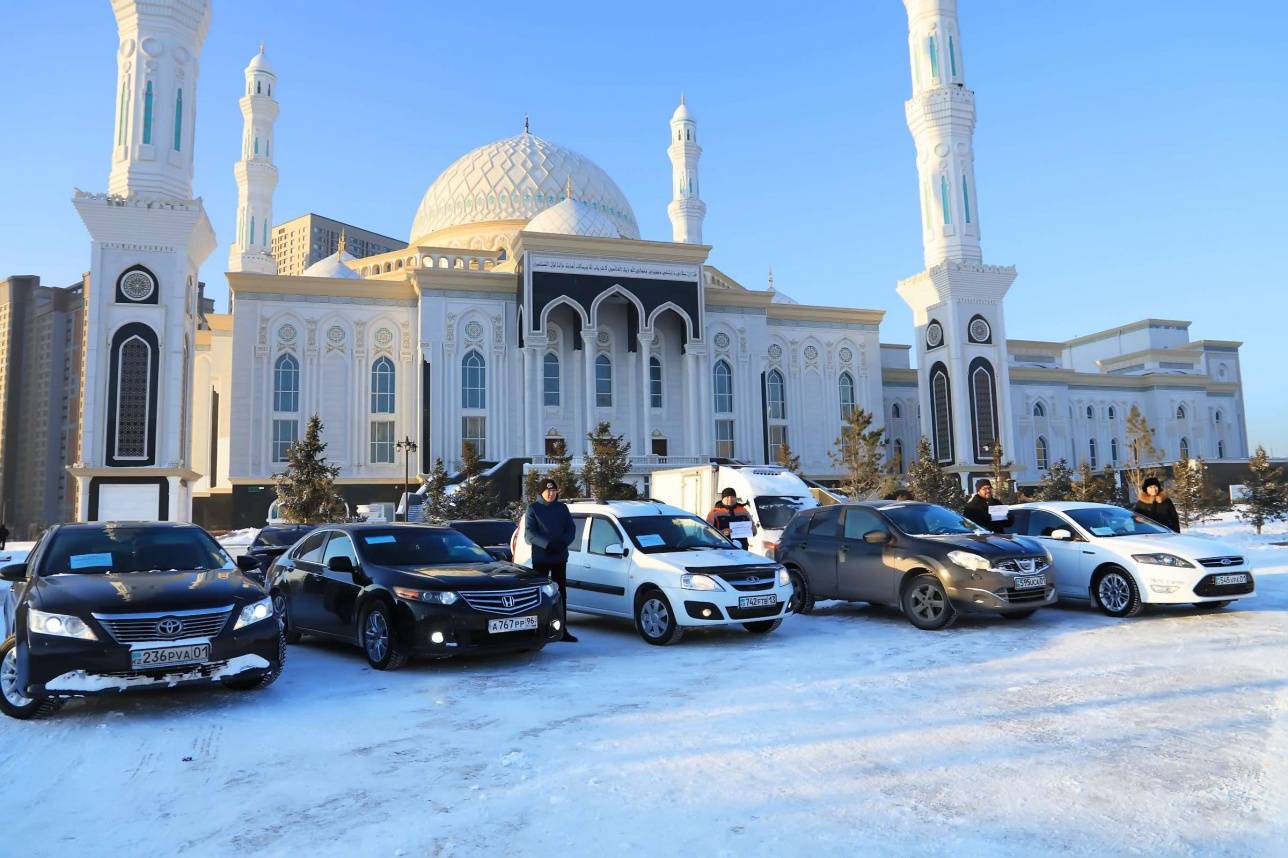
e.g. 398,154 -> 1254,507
395,436 -> 418,522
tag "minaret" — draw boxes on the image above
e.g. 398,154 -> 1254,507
667,95 -> 706,244
228,43 -> 278,274
896,0 -> 1017,480
72,0 -> 216,522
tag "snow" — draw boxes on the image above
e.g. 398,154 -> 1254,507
1,516 -> 1286,855
44,654 -> 270,693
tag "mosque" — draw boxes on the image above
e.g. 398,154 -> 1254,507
69,0 -> 1249,529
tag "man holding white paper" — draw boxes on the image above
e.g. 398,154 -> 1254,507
963,479 -> 1013,534
706,488 -> 756,550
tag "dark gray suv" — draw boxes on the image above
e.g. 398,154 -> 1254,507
778,501 -> 1055,629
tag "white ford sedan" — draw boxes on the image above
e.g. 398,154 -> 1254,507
1005,502 -> 1255,617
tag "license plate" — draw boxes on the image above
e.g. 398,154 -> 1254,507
1215,574 -> 1248,586
487,616 -> 538,634
131,643 -> 210,670
1013,575 -> 1046,590
738,595 -> 778,609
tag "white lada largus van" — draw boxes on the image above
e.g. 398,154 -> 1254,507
512,501 -> 794,645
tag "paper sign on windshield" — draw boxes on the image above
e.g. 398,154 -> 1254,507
988,505 -> 1010,521
636,534 -> 666,548
363,535 -> 397,545
1090,526 -> 1115,537
729,521 -> 754,539
69,553 -> 113,570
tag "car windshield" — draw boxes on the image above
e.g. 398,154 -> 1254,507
356,527 -> 492,566
755,495 -> 812,530
451,521 -> 516,547
619,515 -> 734,554
882,503 -> 986,536
40,525 -> 234,575
254,526 -> 313,548
1066,506 -> 1172,538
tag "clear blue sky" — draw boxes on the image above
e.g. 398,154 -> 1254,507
2,1 -> 1284,453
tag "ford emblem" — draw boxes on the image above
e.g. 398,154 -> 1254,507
156,617 -> 184,637
1221,558 -> 1233,566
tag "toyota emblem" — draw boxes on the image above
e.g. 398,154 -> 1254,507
156,617 -> 184,637
501,595 -> 515,609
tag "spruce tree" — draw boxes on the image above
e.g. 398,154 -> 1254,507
420,457 -> 453,524
547,438 -> 582,499
451,442 -> 502,520
989,443 -> 1016,504
775,438 -> 802,475
1125,406 -> 1162,497
582,422 -> 632,500
905,436 -> 964,509
830,407 -> 889,500
1035,459 -> 1075,502
273,415 -> 347,524
1238,446 -> 1288,535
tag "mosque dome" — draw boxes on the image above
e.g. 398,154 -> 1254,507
525,197 -> 620,239
247,44 -> 274,75
302,249 -> 361,279
409,131 -> 639,245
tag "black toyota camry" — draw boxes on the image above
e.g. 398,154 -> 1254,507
266,523 -> 563,669
1,522 -> 284,719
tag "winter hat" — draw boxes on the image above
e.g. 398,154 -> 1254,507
541,478 -> 559,493
975,479 -> 993,491
1141,476 -> 1163,493
721,487 -> 737,500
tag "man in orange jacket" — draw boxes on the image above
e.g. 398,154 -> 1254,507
706,488 -> 755,550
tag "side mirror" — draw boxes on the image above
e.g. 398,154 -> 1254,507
0,563 -> 28,582
1050,529 -> 1073,541
862,530 -> 891,545
603,543 -> 628,559
327,555 -> 356,574
235,555 -> 262,572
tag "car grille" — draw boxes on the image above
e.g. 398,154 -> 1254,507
1197,556 -> 1246,568
994,557 -> 1050,575
1003,586 -> 1051,604
1193,573 -> 1255,597
727,604 -> 782,620
687,565 -> 780,592
457,587 -> 541,616
92,606 -> 233,643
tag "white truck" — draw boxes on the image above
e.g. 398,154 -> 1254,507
650,464 -> 819,558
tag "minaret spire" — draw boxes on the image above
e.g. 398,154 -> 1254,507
667,94 -> 706,244
228,42 -> 279,274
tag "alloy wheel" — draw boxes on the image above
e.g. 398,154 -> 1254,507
1,648 -> 31,708
640,598 -> 671,639
271,593 -> 287,619
1099,573 -> 1131,614
910,583 -> 946,621
364,611 -> 389,663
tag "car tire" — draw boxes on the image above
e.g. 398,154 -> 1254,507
901,574 -> 957,630
360,601 -> 409,670
272,590 -> 302,644
787,567 -> 815,615
0,637 -> 63,720
1194,600 -> 1233,611
222,626 -> 286,691
635,588 -> 684,646
1093,567 -> 1143,618
742,619 -> 782,634
1000,609 -> 1037,620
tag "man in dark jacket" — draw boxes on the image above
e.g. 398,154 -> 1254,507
1133,476 -> 1180,532
706,488 -> 756,549
0,523 -> 8,550
524,478 -> 578,642
962,479 -> 1012,534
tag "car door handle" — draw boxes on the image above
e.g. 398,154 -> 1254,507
1082,550 -> 1095,555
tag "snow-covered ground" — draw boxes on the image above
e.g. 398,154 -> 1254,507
2,516 -> 1287,856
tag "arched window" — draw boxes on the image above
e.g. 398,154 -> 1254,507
595,354 -> 613,408
1179,437 -> 1190,461
250,216 -> 256,246
930,363 -> 953,464
1108,406 -> 1116,420
961,175 -> 971,224
766,369 -> 786,420
273,354 -> 299,413
649,356 -> 663,408
927,35 -> 940,80
712,360 -> 733,413
1218,440 -> 1226,458
543,352 -> 560,406
1089,438 -> 1098,469
1086,405 -> 1095,419
113,335 -> 152,460
142,80 -> 154,145
462,350 -> 486,409
893,438 -> 905,473
1111,438 -> 1120,464
969,358 -> 998,462
1214,410 -> 1223,424
173,88 -> 183,151
117,79 -> 129,146
948,34 -> 958,77
1033,401 -> 1046,418
256,80 -> 261,95
1176,404 -> 1187,420
838,372 -> 856,420
940,174 -> 951,225
892,402 -> 902,419
370,357 -> 395,413
1035,436 -> 1049,471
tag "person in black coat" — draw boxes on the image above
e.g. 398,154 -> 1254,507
524,478 -> 578,642
0,523 -> 8,550
1133,476 -> 1181,532
962,479 -> 1012,534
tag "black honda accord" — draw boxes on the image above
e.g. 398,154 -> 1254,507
266,523 -> 563,669
1,522 -> 284,719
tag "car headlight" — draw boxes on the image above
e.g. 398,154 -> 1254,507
28,607 -> 97,641
1131,553 -> 1195,568
681,573 -> 724,591
777,567 -> 791,587
393,587 -> 459,605
947,550 -> 992,572
234,597 -> 274,630
540,581 -> 559,598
